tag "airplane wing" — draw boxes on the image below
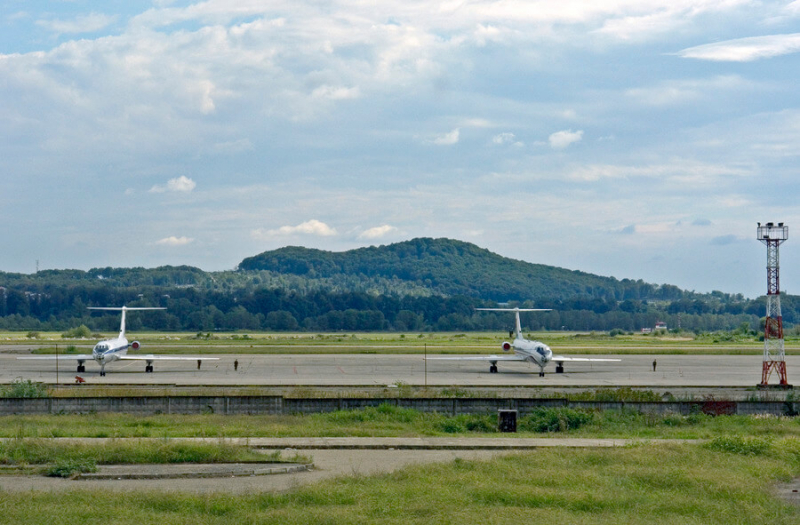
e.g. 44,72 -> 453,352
17,355 -> 94,361
551,355 -> 620,362
426,355 -> 527,361
119,355 -> 219,361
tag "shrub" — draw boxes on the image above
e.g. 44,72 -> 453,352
437,419 -> 467,433
45,458 -> 97,478
62,325 -> 91,338
520,407 -> 594,433
0,379 -> 49,398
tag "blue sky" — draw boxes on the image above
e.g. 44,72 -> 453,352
3,1 -> 800,298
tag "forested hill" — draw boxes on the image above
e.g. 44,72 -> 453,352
0,237 -> 770,333
239,238 -> 674,302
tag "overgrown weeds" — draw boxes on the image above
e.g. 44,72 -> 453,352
0,379 -> 49,398
0,439 -> 270,467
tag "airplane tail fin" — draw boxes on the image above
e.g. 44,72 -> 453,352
476,307 -> 552,339
87,306 -> 166,338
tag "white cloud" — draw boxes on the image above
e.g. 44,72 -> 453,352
358,225 -> 397,239
679,33 -> 800,62
149,176 -> 197,193
311,85 -> 361,100
566,161 -> 750,184
460,118 -> 494,128
36,13 -> 117,35
155,236 -> 193,246
252,219 -> 338,239
493,132 -> 515,144
548,129 -> 583,149
625,75 -> 753,106
433,128 -> 460,145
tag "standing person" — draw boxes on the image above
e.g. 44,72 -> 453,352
653,359 -> 657,372
197,359 -> 202,370
234,359 -> 239,372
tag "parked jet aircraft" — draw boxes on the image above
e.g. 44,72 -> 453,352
18,306 -> 218,376
428,307 -> 619,376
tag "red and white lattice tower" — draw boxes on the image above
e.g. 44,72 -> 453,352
757,222 -> 789,387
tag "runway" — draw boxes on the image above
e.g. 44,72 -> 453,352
1,353 -> 796,388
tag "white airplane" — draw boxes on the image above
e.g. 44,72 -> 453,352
19,306 -> 218,376
428,307 -> 619,377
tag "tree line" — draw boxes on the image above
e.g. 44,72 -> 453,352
0,282 -> 784,334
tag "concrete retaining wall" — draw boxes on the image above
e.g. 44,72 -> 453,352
0,396 -> 797,416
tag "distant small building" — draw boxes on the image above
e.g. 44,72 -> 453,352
641,328 -> 652,334
655,321 -> 667,331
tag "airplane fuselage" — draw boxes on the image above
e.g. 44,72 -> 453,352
92,336 -> 131,367
508,337 -> 553,369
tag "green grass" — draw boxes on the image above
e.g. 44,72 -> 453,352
0,439 -> 282,466
8,329 -> 800,355
1,442 -> 798,524
2,406 -> 800,440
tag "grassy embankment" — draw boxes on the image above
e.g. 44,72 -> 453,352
0,439 -> 297,478
1,439 -> 799,524
2,404 -> 800,440
5,330 -> 799,355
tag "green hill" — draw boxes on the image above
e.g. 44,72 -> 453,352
238,238 -> 661,302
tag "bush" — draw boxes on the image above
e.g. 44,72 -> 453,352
0,379 -> 49,398
45,458 -> 97,478
520,407 -> 594,433
62,325 -> 91,338
437,419 -> 467,433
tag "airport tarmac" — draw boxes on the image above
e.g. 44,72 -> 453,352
1,352 -> 797,388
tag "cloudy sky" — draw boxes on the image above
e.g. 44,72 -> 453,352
3,1 -> 800,298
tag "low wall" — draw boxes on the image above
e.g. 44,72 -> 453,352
0,396 -> 797,417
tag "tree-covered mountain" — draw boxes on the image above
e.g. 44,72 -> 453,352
239,238 -> 697,302
0,237 -> 781,333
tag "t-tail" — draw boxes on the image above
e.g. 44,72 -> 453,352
88,306 -> 166,339
475,307 -> 551,340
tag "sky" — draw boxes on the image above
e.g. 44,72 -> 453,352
3,1 -> 800,299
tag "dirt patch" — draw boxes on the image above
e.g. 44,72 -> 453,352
0,449 -> 515,494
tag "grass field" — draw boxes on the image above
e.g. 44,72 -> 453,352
0,408 -> 799,522
1,441 -> 798,524
5,330 -> 800,355
2,405 -> 799,440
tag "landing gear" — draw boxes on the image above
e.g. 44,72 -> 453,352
100,369 -> 106,377
77,364 -> 85,373
539,368 -> 545,377
556,364 -> 564,374
489,364 -> 498,374
145,364 -> 153,373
